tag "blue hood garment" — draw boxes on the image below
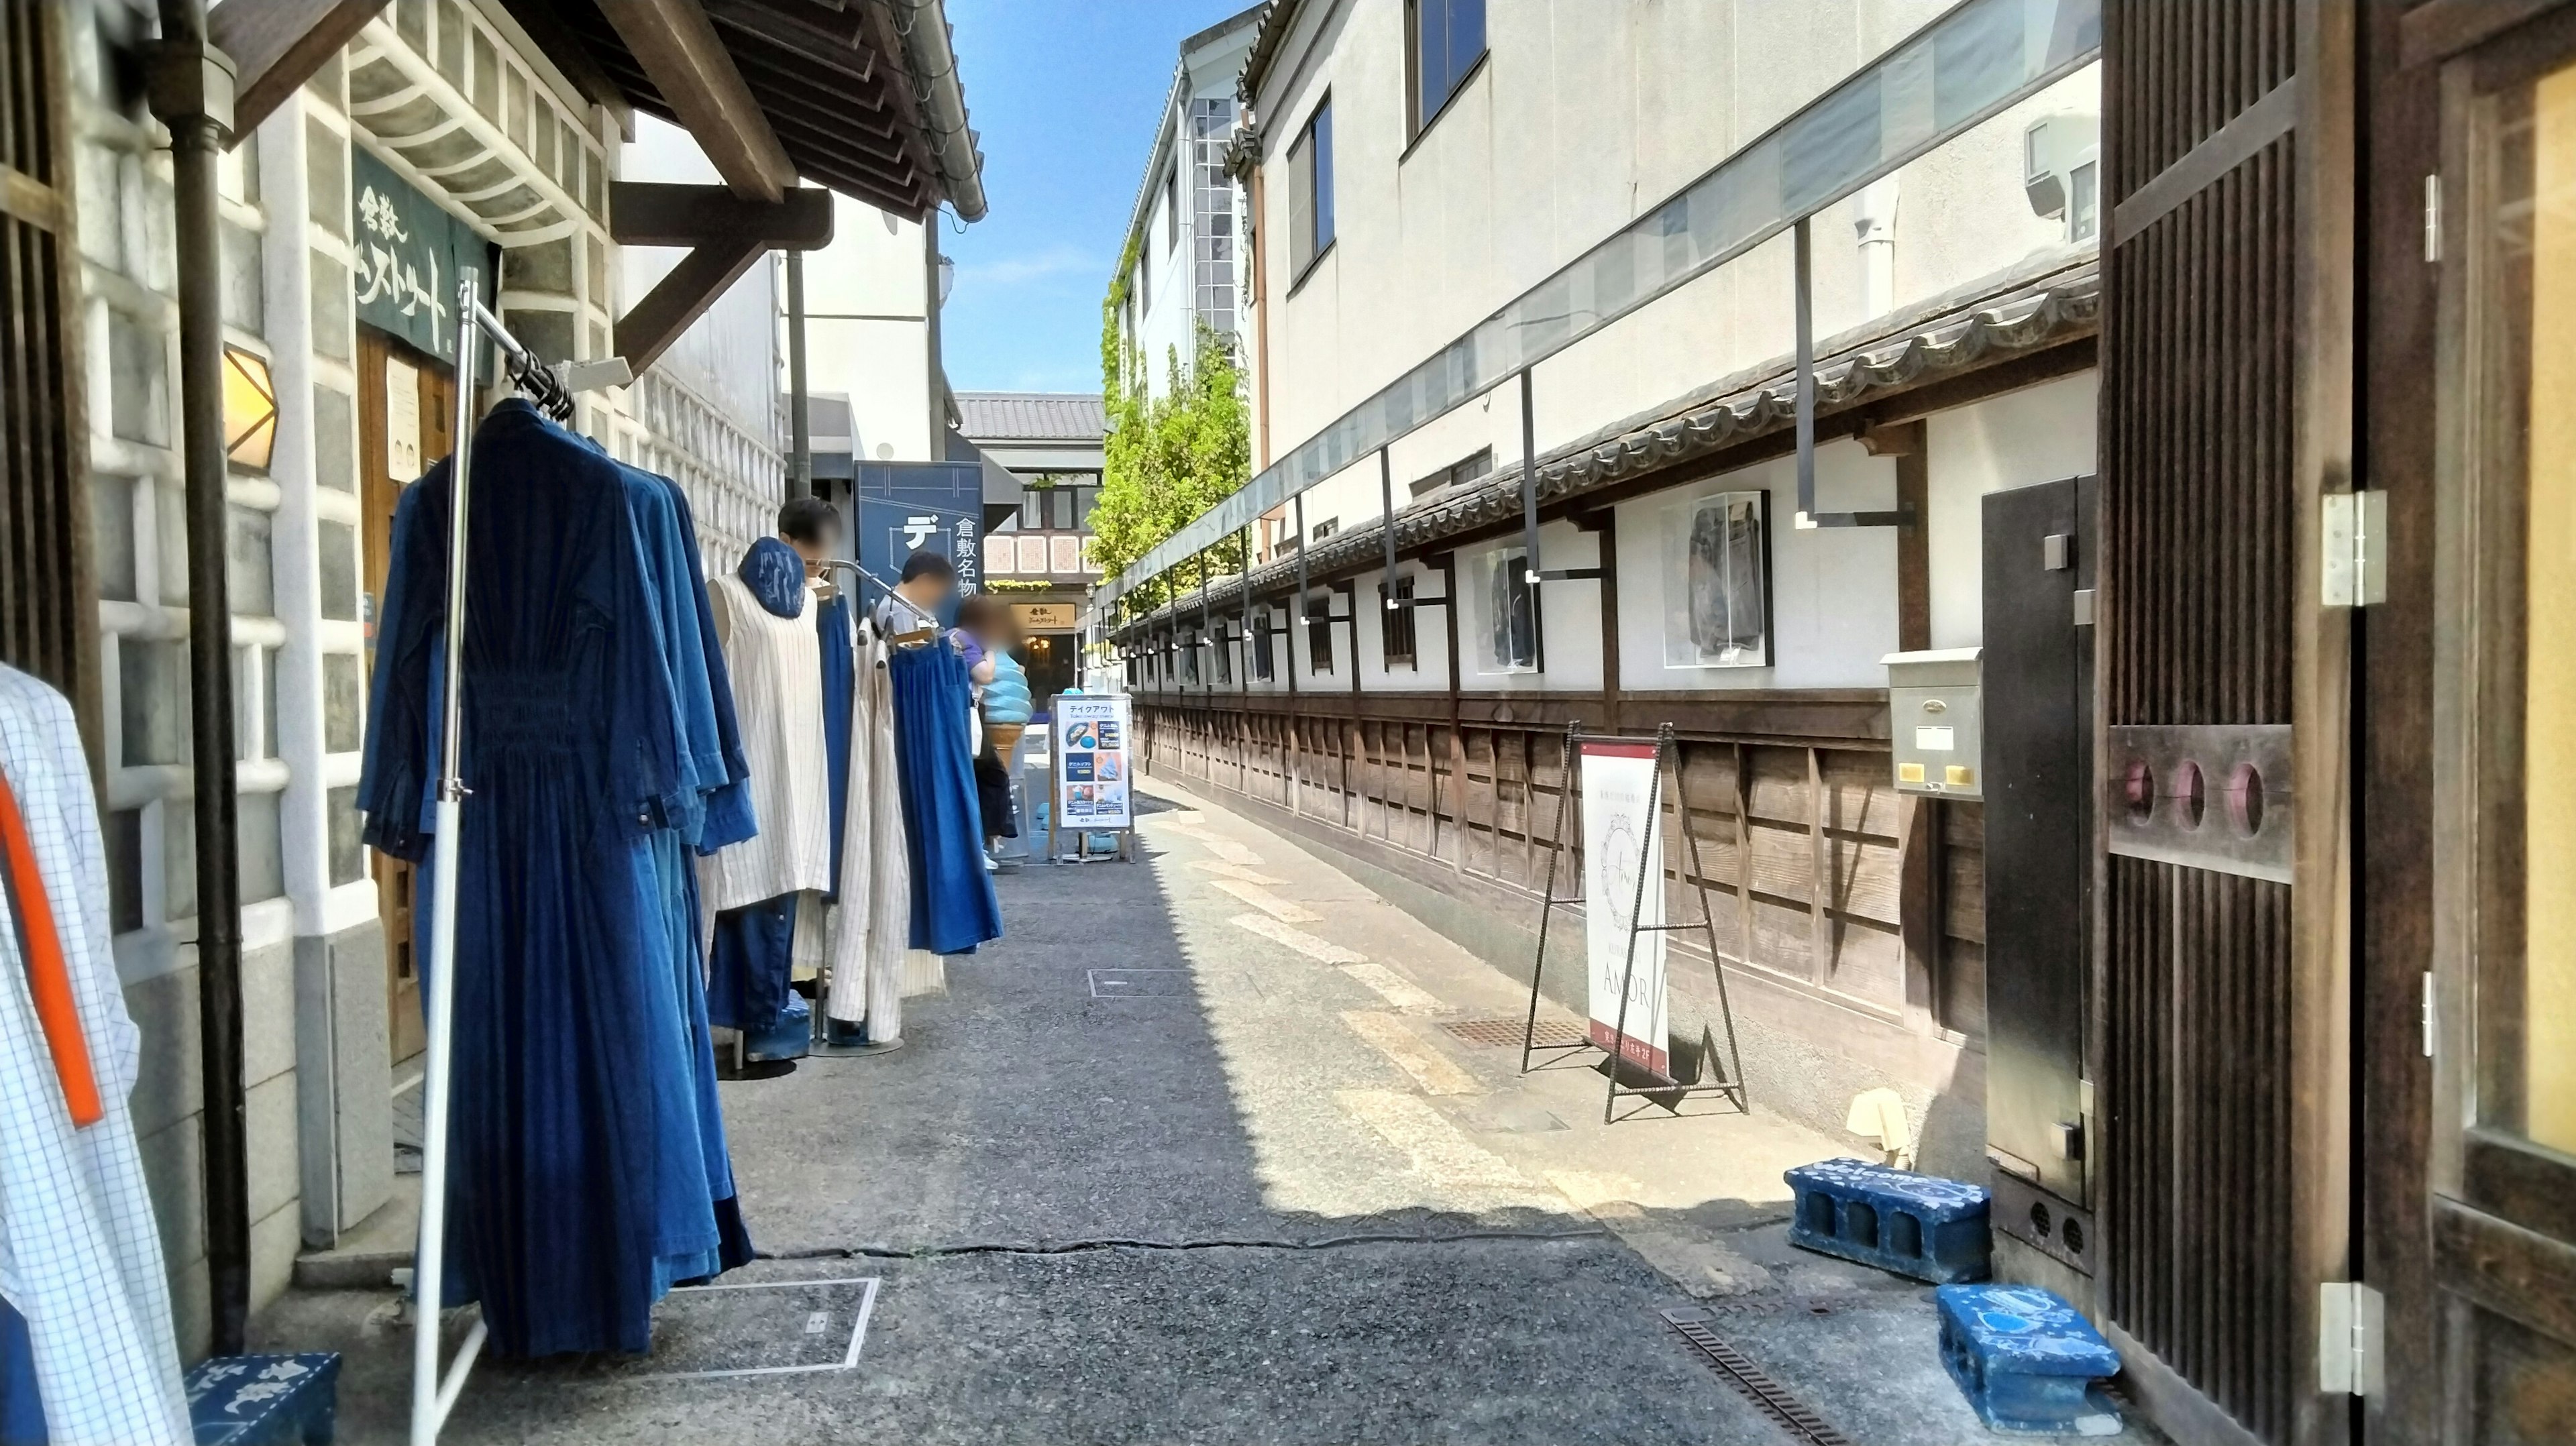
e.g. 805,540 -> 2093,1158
739,537 -> 807,618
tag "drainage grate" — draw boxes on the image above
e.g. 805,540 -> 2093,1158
1660,1307 -> 1853,1446
1441,1017 -> 1587,1050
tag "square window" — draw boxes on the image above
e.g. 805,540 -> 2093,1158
1479,547 -> 1539,673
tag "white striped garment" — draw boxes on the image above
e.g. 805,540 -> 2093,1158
0,666 -> 191,1445
700,574 -> 834,915
825,625 -> 911,1034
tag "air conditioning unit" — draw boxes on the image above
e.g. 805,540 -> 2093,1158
2025,113 -> 2102,242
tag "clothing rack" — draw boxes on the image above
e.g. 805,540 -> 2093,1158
409,272 -> 583,1444
819,558 -> 941,652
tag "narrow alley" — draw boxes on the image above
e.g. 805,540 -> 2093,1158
258,783 -> 2108,1445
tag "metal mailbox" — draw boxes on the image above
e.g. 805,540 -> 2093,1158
1883,648 -> 1984,800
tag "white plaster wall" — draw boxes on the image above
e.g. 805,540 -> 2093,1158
802,195 -> 936,462
1614,442 -> 1902,691
1250,0 -> 2101,508
1923,370 -> 2100,649
1452,522 -> 1602,693
618,115 -> 782,445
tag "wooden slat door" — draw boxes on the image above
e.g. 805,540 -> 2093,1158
358,329 -> 451,1068
2097,3 -> 2356,1443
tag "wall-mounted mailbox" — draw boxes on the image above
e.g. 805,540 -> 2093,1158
1884,648 -> 1984,799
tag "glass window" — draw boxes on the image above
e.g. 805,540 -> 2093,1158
1291,99 -> 1334,280
1305,596 -> 1336,674
1412,0 -> 1487,133
1381,575 -> 1418,668
2459,56 -> 2576,1157
1662,490 -> 1770,668
1481,547 -> 1539,673
1252,610 -> 1275,681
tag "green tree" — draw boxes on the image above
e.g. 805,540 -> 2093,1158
1092,254 -> 1250,617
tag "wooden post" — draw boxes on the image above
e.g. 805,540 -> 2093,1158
1807,746 -> 1831,985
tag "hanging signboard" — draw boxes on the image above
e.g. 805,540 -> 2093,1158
350,148 -> 492,365
1013,602 -> 1077,632
1580,740 -> 1670,1078
1054,693 -> 1133,832
856,461 -> 985,610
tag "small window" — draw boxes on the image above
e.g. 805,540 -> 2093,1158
1289,97 -> 1335,281
1380,575 -> 1418,669
1662,490 -> 1770,669
2069,160 -> 2100,242
1409,0 -> 1487,135
1480,547 -> 1540,673
1411,446 -> 1493,498
1305,596 -> 1336,674
1310,516 -> 1339,542
1214,623 -> 1233,683
1252,611 -> 1275,680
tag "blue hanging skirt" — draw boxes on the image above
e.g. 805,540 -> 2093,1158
888,643 -> 1002,954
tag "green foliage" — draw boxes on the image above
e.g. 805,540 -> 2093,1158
1092,248 -> 1250,618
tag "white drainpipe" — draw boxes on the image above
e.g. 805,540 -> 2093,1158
1854,176 -> 1900,319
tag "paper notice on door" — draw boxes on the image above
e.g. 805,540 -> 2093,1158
386,357 -> 422,483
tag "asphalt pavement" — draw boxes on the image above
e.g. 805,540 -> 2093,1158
256,780 -> 2159,1445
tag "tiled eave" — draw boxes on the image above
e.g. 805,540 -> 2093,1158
1114,250 -> 2100,641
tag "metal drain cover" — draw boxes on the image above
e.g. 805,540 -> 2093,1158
586,1277 -> 879,1382
1660,1306 -> 1852,1446
1440,1017 -> 1587,1050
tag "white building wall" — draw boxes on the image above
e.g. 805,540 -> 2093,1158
1611,443 -> 1903,692
1249,0 -> 2098,532
802,196 -> 937,464
1119,23 -> 1258,398
1923,372 -> 2102,649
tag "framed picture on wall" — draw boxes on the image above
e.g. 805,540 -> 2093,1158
1662,489 -> 1770,669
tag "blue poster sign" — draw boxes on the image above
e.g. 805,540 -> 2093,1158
855,462 -> 984,610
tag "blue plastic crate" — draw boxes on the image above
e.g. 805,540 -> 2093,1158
1935,1284 -> 2123,1436
1782,1157 -> 1990,1284
186,1353 -> 339,1445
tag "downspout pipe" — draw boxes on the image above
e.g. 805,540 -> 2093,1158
146,0 -> 251,1357
885,0 -> 987,222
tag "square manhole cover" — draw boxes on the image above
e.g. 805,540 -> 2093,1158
1087,969 -> 1194,998
591,1277 -> 879,1381
1442,1017 -> 1589,1050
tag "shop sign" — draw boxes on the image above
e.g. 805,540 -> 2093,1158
1580,740 -> 1670,1078
1054,693 -> 1132,831
351,148 -> 492,364
856,461 -> 985,607
1013,603 -> 1076,632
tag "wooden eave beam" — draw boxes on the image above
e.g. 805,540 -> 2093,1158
614,233 -> 771,374
209,0 -> 390,140
610,181 -> 833,375
608,180 -> 833,248
595,0 -> 797,201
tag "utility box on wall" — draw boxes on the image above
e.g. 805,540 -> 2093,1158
1884,649 -> 1984,800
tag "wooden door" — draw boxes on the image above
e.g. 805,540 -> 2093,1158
359,329 -> 452,1068
2405,19 -> 2576,1440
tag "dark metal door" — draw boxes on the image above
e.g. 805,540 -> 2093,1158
1981,478 -> 2096,1213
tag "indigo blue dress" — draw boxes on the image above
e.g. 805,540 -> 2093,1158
888,641 -> 1002,954
817,592 -> 854,897
360,400 -> 748,1357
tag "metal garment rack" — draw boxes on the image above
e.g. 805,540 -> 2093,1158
408,272 -> 585,1445
1518,721 -> 1750,1123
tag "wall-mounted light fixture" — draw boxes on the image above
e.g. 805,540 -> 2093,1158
221,345 -> 276,473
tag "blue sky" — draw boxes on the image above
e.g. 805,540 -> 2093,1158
937,0 -> 1254,395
